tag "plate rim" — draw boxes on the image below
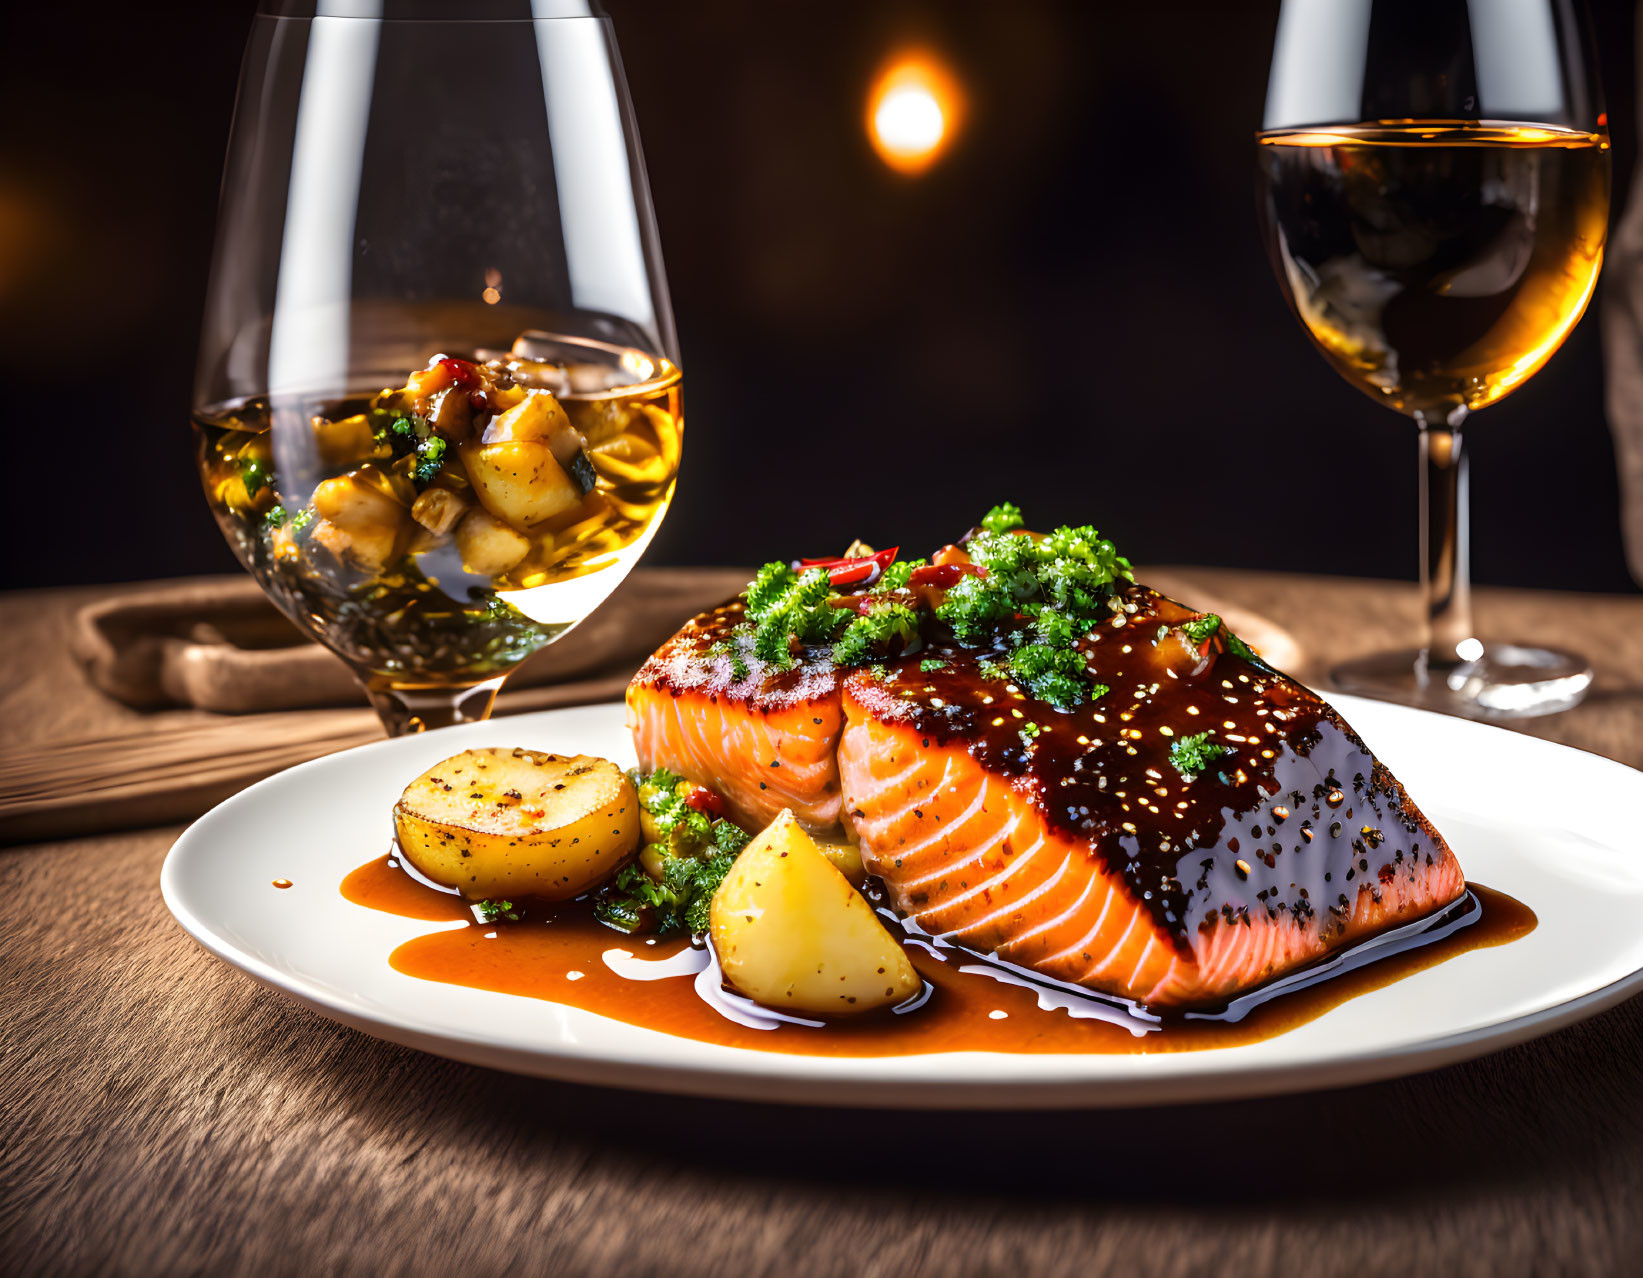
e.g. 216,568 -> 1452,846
160,695 -> 1643,1109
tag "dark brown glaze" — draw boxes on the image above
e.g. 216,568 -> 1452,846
340,855 -> 1536,1056
628,598 -> 840,712
846,585 -> 1456,957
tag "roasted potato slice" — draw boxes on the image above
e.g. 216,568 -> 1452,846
710,810 -> 921,1015
394,748 -> 639,900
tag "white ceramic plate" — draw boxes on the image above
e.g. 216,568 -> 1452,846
162,696 -> 1643,1108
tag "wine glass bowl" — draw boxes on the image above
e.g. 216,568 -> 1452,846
193,2 -> 678,734
1258,0 -> 1610,717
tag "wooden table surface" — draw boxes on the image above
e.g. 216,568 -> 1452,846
4,570 -> 1642,1277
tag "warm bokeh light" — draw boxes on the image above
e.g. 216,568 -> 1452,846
867,52 -> 963,174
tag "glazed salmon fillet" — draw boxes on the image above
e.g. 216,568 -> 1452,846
628,600 -> 845,831
630,584 -> 1465,1011
837,677 -> 1463,1008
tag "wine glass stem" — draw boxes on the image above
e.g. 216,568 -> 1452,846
362,676 -> 508,737
1418,418 -> 1475,677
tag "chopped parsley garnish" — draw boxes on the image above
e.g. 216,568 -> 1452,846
410,434 -> 447,485
935,515 -> 1132,710
237,454 -> 272,498
262,504 -> 314,533
832,601 -> 919,665
1181,614 -> 1221,645
707,639 -> 752,682
1019,721 -> 1042,747
1176,612 -> 1264,666
919,658 -> 946,673
730,504 -> 1134,703
595,770 -> 752,936
873,557 -> 926,592
635,767 -> 713,847
595,849 -> 738,937
1169,731 -> 1229,780
980,502 -> 1024,534
372,410 -> 434,458
474,899 -> 522,923
1222,629 -> 1261,665
743,564 -> 847,669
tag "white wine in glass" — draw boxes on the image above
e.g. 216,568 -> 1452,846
1258,0 -> 1610,716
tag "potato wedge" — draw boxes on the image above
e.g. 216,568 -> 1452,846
710,810 -> 920,1015
394,748 -> 639,900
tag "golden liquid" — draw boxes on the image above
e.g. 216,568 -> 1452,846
194,340 -> 681,687
1257,122 -> 1610,419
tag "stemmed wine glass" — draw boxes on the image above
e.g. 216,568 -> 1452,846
193,0 -> 679,735
1257,0 -> 1610,716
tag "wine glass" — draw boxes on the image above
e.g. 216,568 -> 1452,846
193,0 -> 680,735
1257,0 -> 1610,716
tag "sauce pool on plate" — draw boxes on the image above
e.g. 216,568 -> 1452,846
341,853 -> 1535,1057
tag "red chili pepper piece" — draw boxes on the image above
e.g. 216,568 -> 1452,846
438,356 -> 480,389
906,562 -> 986,589
798,546 -> 899,571
682,785 -> 724,817
795,546 -> 899,588
823,559 -> 882,587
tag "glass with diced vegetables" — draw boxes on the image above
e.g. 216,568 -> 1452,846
190,3 -> 680,734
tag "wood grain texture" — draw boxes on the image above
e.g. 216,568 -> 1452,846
2,570 -> 1642,1277
0,569 -> 1294,844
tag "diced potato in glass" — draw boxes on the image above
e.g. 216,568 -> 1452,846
710,811 -> 921,1015
461,439 -> 582,529
463,430 -> 584,525
484,389 -> 585,467
566,397 -> 636,446
312,413 -> 376,467
404,363 -> 453,399
411,486 -> 469,536
311,473 -> 406,571
455,508 -> 531,575
311,517 -> 399,572
426,388 -> 472,439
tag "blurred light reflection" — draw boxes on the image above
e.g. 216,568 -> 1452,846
868,52 -> 962,174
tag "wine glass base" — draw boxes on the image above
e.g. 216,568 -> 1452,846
363,676 -> 508,737
1329,643 -> 1592,720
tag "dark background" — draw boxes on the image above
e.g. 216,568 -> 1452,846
2,0 -> 1638,592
